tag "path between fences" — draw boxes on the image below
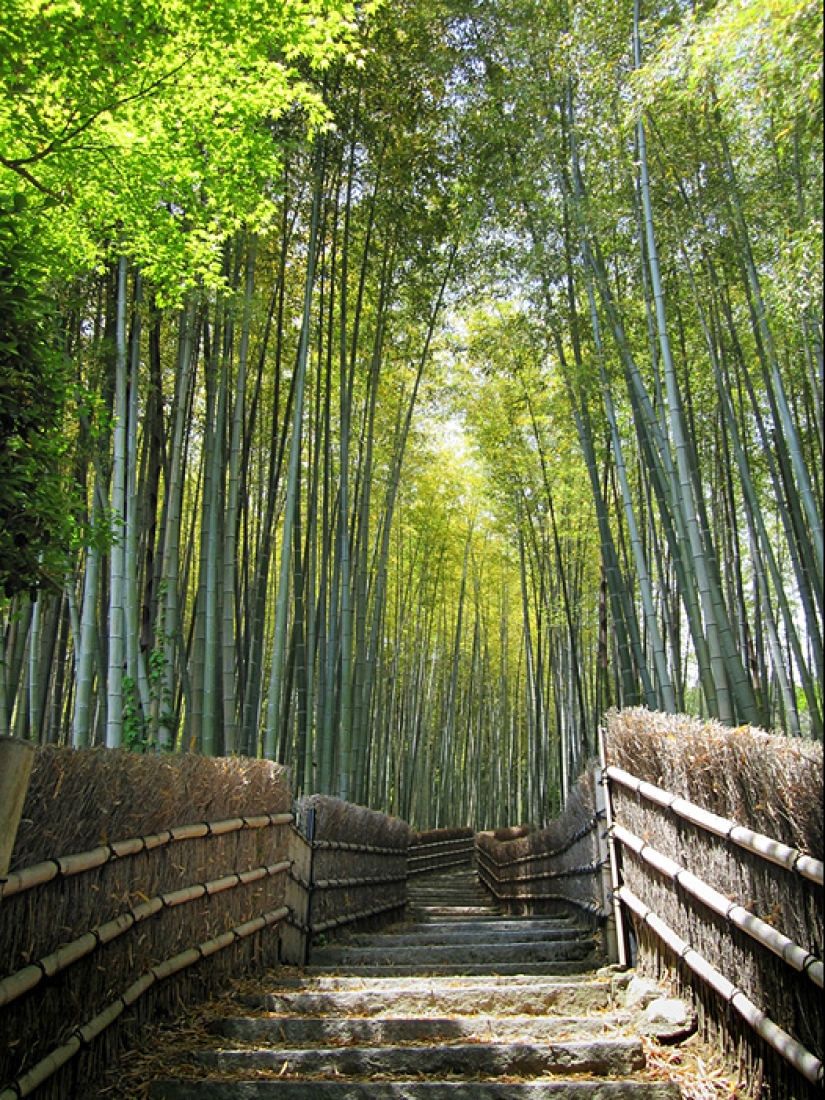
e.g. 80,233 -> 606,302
139,865 -> 683,1099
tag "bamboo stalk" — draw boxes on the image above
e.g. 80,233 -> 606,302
311,900 -> 405,935
312,839 -> 407,855
408,855 -> 475,876
312,873 -> 407,891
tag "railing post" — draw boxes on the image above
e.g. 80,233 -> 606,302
281,807 -> 315,966
595,736 -> 628,968
0,736 -> 35,883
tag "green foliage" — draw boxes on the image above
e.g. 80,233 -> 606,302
0,197 -> 70,597
0,0 -> 374,294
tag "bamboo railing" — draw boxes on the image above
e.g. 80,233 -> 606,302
474,770 -> 609,924
605,764 -> 824,1096
407,829 -> 475,877
281,801 -> 409,966
0,811 -> 294,1100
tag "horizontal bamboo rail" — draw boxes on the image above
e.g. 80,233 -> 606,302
477,849 -> 604,887
408,834 -> 475,876
612,824 -> 823,989
619,886 -> 823,1087
409,835 -> 474,850
0,860 -> 291,1009
606,766 -> 823,886
312,839 -> 407,856
312,900 -> 408,935
0,812 -> 294,898
0,906 -> 289,1100
312,872 -> 408,891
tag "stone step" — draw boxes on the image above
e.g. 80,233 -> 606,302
407,885 -> 489,895
408,905 -> 507,917
308,937 -> 599,968
149,1080 -> 680,1099
304,959 -> 600,977
398,915 -> 578,931
237,978 -> 612,1016
210,1012 -> 632,1046
336,924 -> 587,947
404,893 -> 490,902
258,972 -> 607,991
190,1038 -> 647,1078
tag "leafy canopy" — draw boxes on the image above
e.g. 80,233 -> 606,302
0,0 -> 377,291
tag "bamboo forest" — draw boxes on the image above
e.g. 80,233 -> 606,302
0,0 -> 821,830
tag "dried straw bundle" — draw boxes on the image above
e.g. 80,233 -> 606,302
11,747 -> 291,870
603,708 -> 823,858
491,825 -> 534,842
297,794 -> 409,851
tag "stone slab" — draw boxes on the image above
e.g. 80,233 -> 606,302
192,1039 -> 646,1078
149,1079 -> 681,1099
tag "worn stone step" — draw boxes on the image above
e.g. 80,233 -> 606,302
260,972 -> 607,991
304,959 -> 600,977
406,885 -> 488,894
149,1079 -> 681,1099
312,937 -> 598,963
237,978 -> 611,1016
191,1038 -> 646,1078
407,897 -> 494,907
336,924 -> 587,947
409,905 -> 500,917
309,937 -> 599,968
397,916 -> 578,932
210,1012 -> 632,1046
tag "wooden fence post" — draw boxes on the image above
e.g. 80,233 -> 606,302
281,808 -> 315,966
0,737 -> 35,882
595,740 -> 628,968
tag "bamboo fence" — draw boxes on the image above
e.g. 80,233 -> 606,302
408,827 -> 475,876
0,749 -> 293,1100
284,795 -> 409,963
603,711 -> 824,1100
475,767 -> 607,924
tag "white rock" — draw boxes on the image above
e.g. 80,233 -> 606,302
643,996 -> 689,1027
623,975 -> 661,1009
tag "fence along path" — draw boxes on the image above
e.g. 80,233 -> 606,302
603,765 -> 823,1098
144,859 -> 680,1099
1,750 -> 820,1099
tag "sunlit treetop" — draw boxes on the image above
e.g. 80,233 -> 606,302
0,0 -> 381,294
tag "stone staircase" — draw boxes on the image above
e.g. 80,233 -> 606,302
147,867 -> 680,1099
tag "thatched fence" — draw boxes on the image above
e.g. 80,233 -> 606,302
0,747 -> 293,1100
603,708 -> 824,1100
408,827 -> 475,877
475,767 -> 612,940
282,795 -> 409,965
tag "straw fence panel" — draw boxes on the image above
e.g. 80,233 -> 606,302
476,768 -> 604,921
291,796 -> 409,948
603,709 -> 823,1100
0,748 -> 292,1100
408,827 -> 475,876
